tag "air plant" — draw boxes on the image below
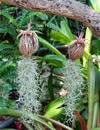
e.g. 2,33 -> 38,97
68,32 -> 85,60
61,32 -> 85,124
18,28 -> 39,57
62,60 -> 85,124
16,25 -> 51,124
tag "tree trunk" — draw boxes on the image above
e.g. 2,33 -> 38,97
0,0 -> 100,36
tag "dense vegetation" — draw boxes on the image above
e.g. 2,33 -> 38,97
0,0 -> 100,130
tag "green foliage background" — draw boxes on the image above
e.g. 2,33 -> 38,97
0,0 -> 100,130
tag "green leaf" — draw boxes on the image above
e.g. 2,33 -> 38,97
3,82 -> 12,92
39,115 -> 73,130
0,11 -> 18,27
44,97 -> 65,119
46,23 -> 60,31
89,0 -> 100,12
0,26 -> 17,39
91,128 -> 100,130
52,67 -> 65,75
94,67 -> 100,91
39,37 -> 65,58
0,61 -> 15,73
83,27 -> 92,67
1,68 -> 17,79
87,58 -> 96,129
42,54 -> 66,67
60,21 -> 75,40
92,39 -> 100,55
0,108 -> 56,130
48,75 -> 54,100
0,43 -> 13,51
50,21 -> 75,44
37,13 -> 48,20
50,30 -> 71,43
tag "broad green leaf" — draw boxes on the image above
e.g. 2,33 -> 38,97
42,54 -> 66,67
50,21 -> 75,44
60,21 -> 75,40
44,97 -> 65,119
90,0 -> 100,12
50,30 -> 71,43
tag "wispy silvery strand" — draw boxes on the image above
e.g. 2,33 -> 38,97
62,60 -> 84,124
15,56 -> 51,120
16,57 -> 41,114
39,62 -> 51,101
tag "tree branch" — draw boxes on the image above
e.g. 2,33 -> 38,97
1,0 -> 100,36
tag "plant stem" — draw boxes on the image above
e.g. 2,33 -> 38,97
92,102 -> 99,128
92,68 -> 100,128
21,122 -> 34,130
38,37 -> 65,58
33,121 -> 45,130
0,108 -> 22,117
0,108 -> 55,130
39,115 -> 73,130
83,27 -> 92,68
87,58 -> 95,130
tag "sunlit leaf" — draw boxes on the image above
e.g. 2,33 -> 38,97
50,30 -> 71,43
89,0 -> 100,12
60,21 -> 75,40
44,97 -> 65,119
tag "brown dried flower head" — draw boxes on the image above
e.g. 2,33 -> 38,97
68,32 -> 85,60
18,30 -> 38,57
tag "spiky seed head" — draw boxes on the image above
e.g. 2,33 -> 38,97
19,31 -> 38,57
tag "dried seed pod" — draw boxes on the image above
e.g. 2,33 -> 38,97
18,30 -> 38,57
68,32 -> 85,60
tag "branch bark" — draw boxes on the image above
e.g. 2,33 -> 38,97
1,0 -> 100,36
